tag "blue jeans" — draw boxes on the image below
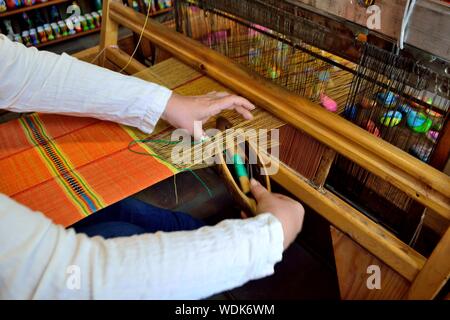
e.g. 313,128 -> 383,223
72,198 -> 205,239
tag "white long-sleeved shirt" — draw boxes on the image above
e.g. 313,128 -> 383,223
0,35 -> 284,299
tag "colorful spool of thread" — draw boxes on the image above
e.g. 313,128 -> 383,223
407,111 -> 432,133
233,153 -> 250,194
0,0 -> 7,12
320,93 -> 338,112
380,110 -> 402,127
376,91 -> 397,107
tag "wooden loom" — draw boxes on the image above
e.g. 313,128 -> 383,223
96,0 -> 449,299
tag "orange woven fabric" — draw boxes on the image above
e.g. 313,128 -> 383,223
0,113 -> 176,227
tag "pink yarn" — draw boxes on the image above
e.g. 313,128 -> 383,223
320,93 -> 338,112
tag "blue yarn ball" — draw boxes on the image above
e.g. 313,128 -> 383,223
376,91 -> 396,107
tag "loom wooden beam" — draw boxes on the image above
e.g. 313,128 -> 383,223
407,227 -> 450,299
99,0 -> 120,66
272,161 -> 426,282
107,2 -> 450,221
105,46 -> 147,74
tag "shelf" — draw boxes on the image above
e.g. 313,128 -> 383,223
0,0 -> 69,18
36,26 -> 100,48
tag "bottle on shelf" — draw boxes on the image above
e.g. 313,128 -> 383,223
23,0 -> 35,7
57,20 -> 68,36
6,0 -> 20,10
91,11 -> 100,28
29,27 -> 39,45
21,30 -> 31,46
78,15 -> 87,31
50,21 -> 61,38
85,12 -> 94,29
36,25 -> 47,42
43,23 -> 54,40
34,11 -> 49,43
0,0 -> 7,13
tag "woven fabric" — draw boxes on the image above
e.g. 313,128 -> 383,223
0,113 -> 178,227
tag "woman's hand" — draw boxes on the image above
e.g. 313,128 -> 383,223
248,179 -> 305,249
162,91 -> 255,140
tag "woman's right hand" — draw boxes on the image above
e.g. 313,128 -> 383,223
249,179 -> 305,249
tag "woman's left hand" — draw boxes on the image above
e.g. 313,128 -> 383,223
162,91 -> 255,140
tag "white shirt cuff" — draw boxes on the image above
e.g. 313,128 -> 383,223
139,85 -> 173,134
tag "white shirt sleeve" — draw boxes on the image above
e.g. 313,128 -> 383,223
0,194 -> 283,299
0,34 -> 172,133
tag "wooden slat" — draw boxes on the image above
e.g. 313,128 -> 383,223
331,227 -> 410,300
105,47 -> 147,74
108,2 -> 450,220
72,45 -> 100,63
407,227 -> 450,299
99,0 -> 120,66
271,161 -> 426,282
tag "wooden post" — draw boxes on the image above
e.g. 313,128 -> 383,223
407,227 -> 450,299
99,0 -> 120,66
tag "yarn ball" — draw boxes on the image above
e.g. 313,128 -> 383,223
376,91 -> 397,107
320,93 -> 338,112
380,111 -> 402,127
407,111 -> 432,133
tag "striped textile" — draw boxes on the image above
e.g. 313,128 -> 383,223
0,58 -> 228,227
0,113 -> 178,227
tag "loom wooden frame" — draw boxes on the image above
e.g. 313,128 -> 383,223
98,0 -> 450,299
